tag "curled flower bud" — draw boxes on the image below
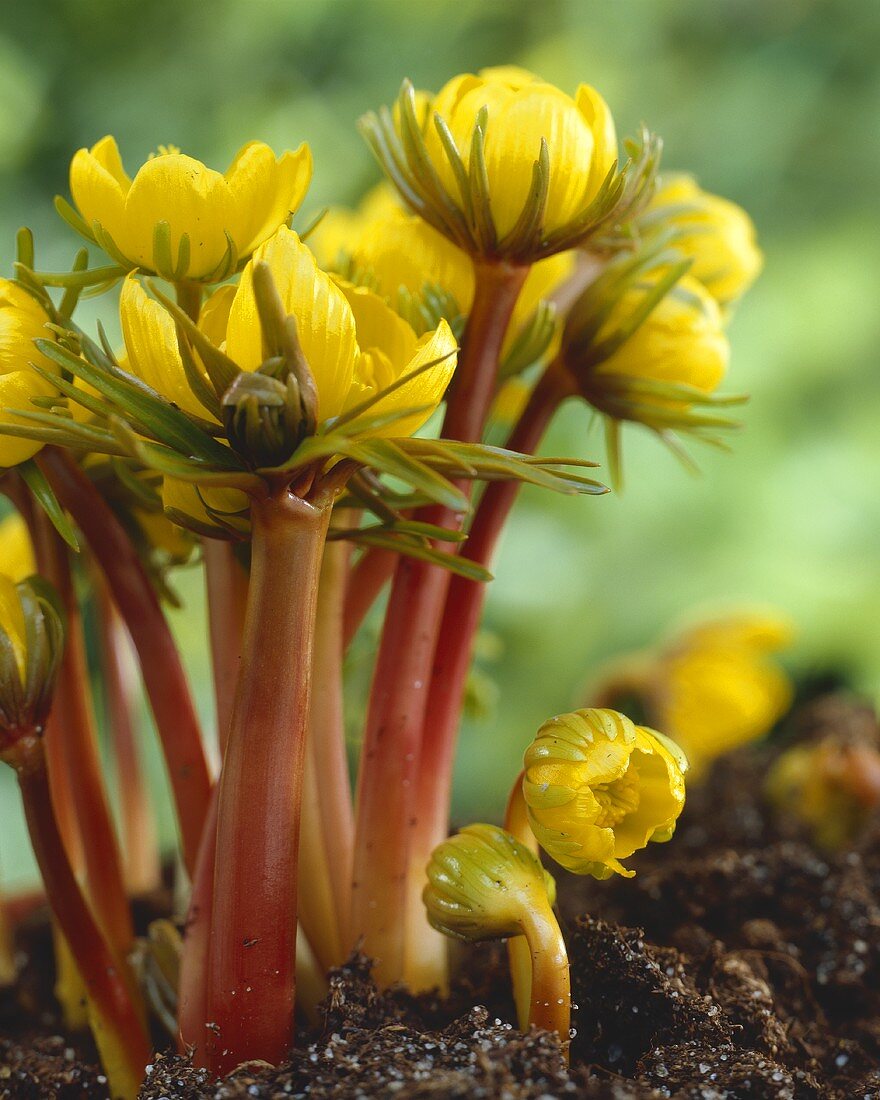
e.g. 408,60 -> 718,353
0,574 -> 64,757
523,708 -> 687,879
0,280 -> 60,468
68,137 -> 312,281
424,824 -> 570,1045
362,68 -> 635,262
648,174 -> 763,307
423,822 -> 555,942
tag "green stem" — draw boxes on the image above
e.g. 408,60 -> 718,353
37,447 -> 212,875
351,260 -> 529,986
205,489 -> 331,1074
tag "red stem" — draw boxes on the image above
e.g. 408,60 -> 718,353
31,516 -> 133,958
203,539 -> 248,756
10,738 -> 151,1082
351,261 -> 529,985
341,545 -> 397,651
95,579 -> 161,897
37,448 -> 212,876
205,489 -> 331,1074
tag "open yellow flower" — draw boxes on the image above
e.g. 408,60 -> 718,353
69,137 -> 312,281
119,227 -> 457,449
522,708 -> 687,879
0,280 -> 60,468
650,174 -> 763,307
225,226 -> 457,434
423,67 -> 617,241
0,514 -> 36,582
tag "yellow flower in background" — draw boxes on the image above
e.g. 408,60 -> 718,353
650,174 -> 763,307
522,708 -> 687,880
592,274 -> 730,409
225,226 -> 457,433
596,612 -> 794,780
0,280 -> 60,468
69,137 -> 312,281
0,514 -> 36,582
423,67 -> 617,240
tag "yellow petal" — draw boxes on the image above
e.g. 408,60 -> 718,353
119,276 -> 210,418
199,284 -> 237,349
575,84 -> 618,201
69,136 -> 129,245
224,141 -> 313,257
0,514 -> 35,582
121,154 -> 233,278
352,316 -> 457,439
0,574 -> 26,684
225,227 -> 357,422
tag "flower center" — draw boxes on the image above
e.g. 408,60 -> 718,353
592,765 -> 641,828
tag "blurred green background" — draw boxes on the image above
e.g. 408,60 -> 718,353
2,0 -> 880,882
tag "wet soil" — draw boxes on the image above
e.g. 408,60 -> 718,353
4,694 -> 880,1098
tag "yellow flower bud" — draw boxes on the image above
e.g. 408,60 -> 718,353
591,275 -> 730,415
69,137 -> 312,281
522,708 -> 687,880
649,174 -> 763,306
423,68 -> 617,241
423,823 -> 555,942
0,574 -> 63,751
0,513 -> 36,582
0,280 -> 60,468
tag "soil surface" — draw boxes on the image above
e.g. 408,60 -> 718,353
4,694 -> 880,1098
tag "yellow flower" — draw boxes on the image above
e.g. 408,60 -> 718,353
650,174 -> 763,307
225,226 -> 457,434
0,513 -> 36,582
657,613 -> 793,777
766,738 -> 880,851
0,280 -> 60,468
522,708 -> 687,879
592,274 -> 730,407
423,68 -> 617,240
423,823 -> 556,942
313,183 -> 575,358
69,137 -> 312,281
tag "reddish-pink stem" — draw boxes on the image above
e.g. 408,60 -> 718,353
205,489 -> 330,1074
351,261 -> 529,984
37,448 -> 212,876
203,539 -> 248,755
341,546 -> 397,651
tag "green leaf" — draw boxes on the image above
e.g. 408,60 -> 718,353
332,526 -> 492,582
18,459 -> 80,551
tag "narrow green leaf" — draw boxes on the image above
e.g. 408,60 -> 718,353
18,459 -> 80,550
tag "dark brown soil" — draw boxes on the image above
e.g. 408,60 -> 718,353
5,694 -> 880,1099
